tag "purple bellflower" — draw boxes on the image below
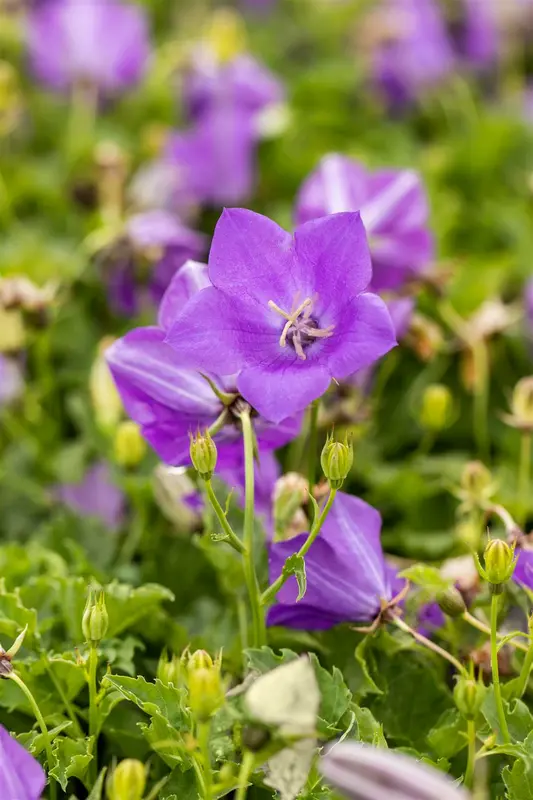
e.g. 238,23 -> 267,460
453,0 -> 499,69
512,547 -> 533,591
0,355 -> 24,406
54,461 -> 125,531
417,602 -> 446,639
295,154 -> 434,292
165,209 -> 397,424
0,724 -> 46,800
106,260 -> 302,467
27,0 -> 150,97
267,492 -> 402,630
369,0 -> 455,109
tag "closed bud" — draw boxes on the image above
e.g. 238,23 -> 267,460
188,649 -> 213,672
113,421 -> 146,468
321,433 -> 353,489
157,650 -> 183,687
477,538 -> 516,587
453,671 -> 487,720
457,461 -> 496,512
82,589 -> 109,645
503,376 -> 533,431
107,758 -> 146,800
189,430 -> 217,481
91,337 -> 122,433
206,9 -> 246,63
187,650 -> 224,722
436,587 -> 466,618
419,384 -> 453,431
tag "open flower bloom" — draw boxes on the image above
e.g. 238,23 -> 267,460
27,0 -> 150,96
0,724 -> 46,800
267,492 -> 401,629
54,461 -> 125,531
295,155 -> 434,292
320,740 -> 468,800
165,209 -> 396,423
106,260 -> 302,466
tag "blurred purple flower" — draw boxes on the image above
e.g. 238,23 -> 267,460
54,461 -> 125,530
525,278 -> 533,332
27,0 -> 150,96
370,0 -> 454,109
295,155 -> 434,292
513,547 -> 533,590
453,0 -> 499,69
0,724 -> 46,800
106,260 -> 302,467
165,209 -> 396,423
267,492 -> 402,630
0,355 -> 24,406
417,602 -> 446,638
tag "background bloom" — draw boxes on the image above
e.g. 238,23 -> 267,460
54,461 -> 125,531
267,492 -> 401,629
295,155 -> 434,292
0,354 -> 24,406
166,208 -> 396,423
0,724 -> 46,800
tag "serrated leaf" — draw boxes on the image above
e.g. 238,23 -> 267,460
308,654 -> 351,736
244,647 -> 298,674
482,689 -> 533,745
351,704 -> 387,747
139,716 -> 185,768
427,709 -> 467,758
102,582 -> 175,639
503,731 -> 533,799
49,736 -> 93,791
282,554 -> 307,601
159,768 -> 199,800
398,564 -> 450,593
17,721 -> 72,755
353,637 -> 382,699
103,675 -> 187,730
0,583 -> 38,645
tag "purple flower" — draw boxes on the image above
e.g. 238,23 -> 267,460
106,260 -> 302,467
417,602 -> 446,639
54,461 -> 125,530
370,0 -> 454,108
27,0 -> 150,96
525,278 -> 533,332
513,548 -> 533,590
267,492 -> 400,630
453,0 -> 499,69
0,724 -> 46,800
165,209 -> 397,423
0,355 -> 24,406
295,155 -> 434,292
219,448 -> 278,525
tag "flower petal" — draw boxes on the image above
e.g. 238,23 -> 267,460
0,724 -> 46,800
158,260 -> 210,332
237,361 -> 331,423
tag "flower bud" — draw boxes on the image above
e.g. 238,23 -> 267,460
503,376 -> 533,430
476,538 -> 516,589
453,672 -> 487,721
419,384 -> 453,432
321,433 -> 353,490
436,587 -> 466,619
157,650 -> 183,687
206,8 -> 246,63
189,430 -> 217,481
273,472 -> 309,541
82,589 -> 109,645
187,650 -> 224,722
0,307 -> 25,352
460,461 -> 492,497
106,758 -> 146,800
91,337 -> 122,433
113,421 -> 146,468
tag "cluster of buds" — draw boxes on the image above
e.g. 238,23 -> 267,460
189,430 -> 218,481
453,664 -> 487,721
82,589 -> 109,645
475,538 -> 517,593
419,384 -> 453,432
502,376 -> 533,432
187,650 -> 224,722
321,432 -> 353,490
0,626 -> 27,679
106,758 -> 146,800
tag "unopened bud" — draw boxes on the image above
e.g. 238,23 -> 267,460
187,650 -> 224,721
92,337 -> 122,433
436,587 -> 466,618
419,384 -> 453,431
189,430 -> 217,480
113,421 -> 146,468
157,650 -> 183,687
82,589 -> 109,645
321,433 -> 353,489
476,538 -> 516,589
453,671 -> 487,721
503,376 -> 533,431
106,758 -> 146,800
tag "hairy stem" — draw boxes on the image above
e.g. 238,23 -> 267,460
519,431 -> 531,528
392,616 -> 467,676
88,644 -> 99,780
490,593 -> 510,743
307,399 -> 320,497
198,720 -> 212,800
204,479 -> 246,554
235,751 -> 255,800
463,611 -> 529,653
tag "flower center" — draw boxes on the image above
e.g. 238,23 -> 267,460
268,294 -> 334,361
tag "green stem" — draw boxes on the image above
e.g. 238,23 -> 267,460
207,408 -> 230,438
472,341 -> 490,463
393,616 -> 467,676
198,721 -> 212,800
464,718 -> 476,790
205,479 -> 246,554
240,409 -> 266,647
261,488 -> 337,606
463,611 -> 529,653
191,754 -> 207,797
9,672 -> 57,800
88,644 -> 99,780
307,400 -> 320,494
519,431 -> 531,528
516,639 -> 533,699
235,751 -> 255,800
490,593 -> 510,743
66,78 -> 97,165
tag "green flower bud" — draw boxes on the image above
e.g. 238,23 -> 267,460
419,384 -> 453,431
187,650 -> 224,722
157,649 -> 183,687
504,376 -> 533,431
436,586 -> 466,619
453,671 -> 487,720
82,589 -> 109,645
106,758 -> 146,800
113,421 -> 146,468
189,430 -> 217,480
475,538 -> 517,589
460,461 -> 493,499
320,433 -> 353,489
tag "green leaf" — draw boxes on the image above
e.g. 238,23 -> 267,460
104,582 -> 175,639
398,564 -> 450,593
308,654 -> 352,736
139,716 -> 185,768
482,690 -> 533,745
0,581 -> 38,645
244,647 -> 298,674
159,768 -> 199,800
353,636 -> 383,699
49,736 -> 93,791
503,731 -> 533,799
87,768 -> 107,800
427,709 -> 467,758
103,675 -> 187,731
17,721 -> 72,755
282,554 -> 307,601
351,705 -> 387,747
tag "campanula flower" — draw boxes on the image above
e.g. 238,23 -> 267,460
295,154 -> 434,292
54,461 -> 125,531
453,0 -> 499,69
27,0 -> 150,97
165,209 -> 396,423
417,602 -> 446,639
0,724 -> 46,800
512,547 -> 533,591
106,260 -> 302,466
267,492 -> 401,629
